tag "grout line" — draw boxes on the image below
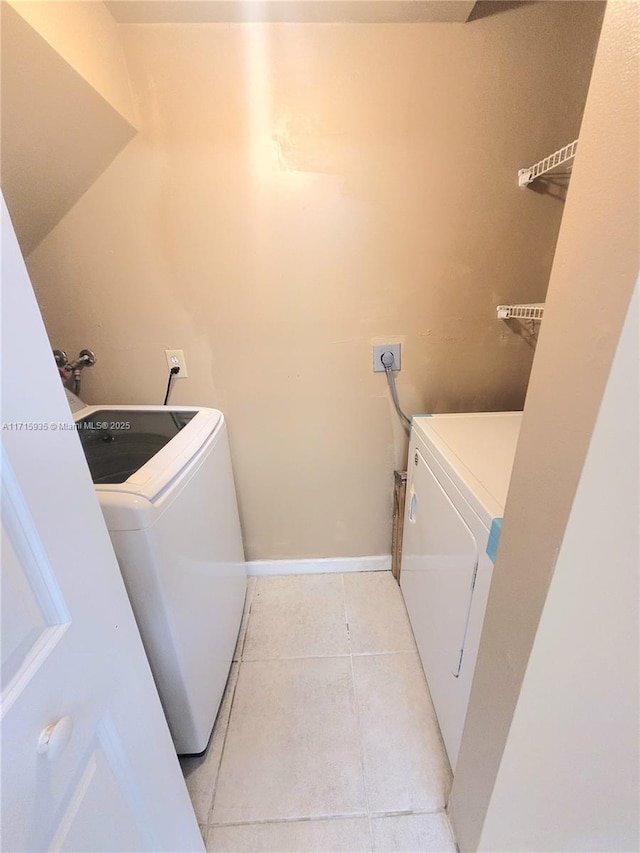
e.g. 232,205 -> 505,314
239,651 -> 418,664
208,806 -> 451,829
241,653 -> 352,663
208,812 -> 370,828
241,580 -> 255,661
351,649 -> 417,657
205,588 -> 253,825
369,806 -> 450,819
235,576 -> 256,662
205,664 -> 242,825
341,573 -> 374,853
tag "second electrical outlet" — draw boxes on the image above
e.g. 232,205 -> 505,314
165,349 -> 188,378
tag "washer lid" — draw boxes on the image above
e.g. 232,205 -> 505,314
74,405 -> 223,502
412,412 -> 522,523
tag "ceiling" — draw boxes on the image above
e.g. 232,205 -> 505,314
105,0 -> 477,24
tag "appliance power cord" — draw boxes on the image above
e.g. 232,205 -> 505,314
163,366 -> 180,405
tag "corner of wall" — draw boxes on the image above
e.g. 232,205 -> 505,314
449,2 -> 640,848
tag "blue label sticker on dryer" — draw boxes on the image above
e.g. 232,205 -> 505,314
486,517 -> 503,563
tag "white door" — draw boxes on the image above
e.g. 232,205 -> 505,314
1,198 -> 204,852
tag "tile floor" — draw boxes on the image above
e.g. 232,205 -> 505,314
180,572 -> 457,853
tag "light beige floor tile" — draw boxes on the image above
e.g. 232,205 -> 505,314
206,818 -> 371,852
343,572 -> 416,654
372,812 -> 456,852
211,658 -> 367,823
353,654 -> 452,814
180,663 -> 240,824
243,574 -> 350,660
233,577 -> 257,661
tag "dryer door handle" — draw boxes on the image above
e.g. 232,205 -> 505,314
408,490 -> 417,523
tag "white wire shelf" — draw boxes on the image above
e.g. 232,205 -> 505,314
497,303 -> 545,321
518,140 -> 578,188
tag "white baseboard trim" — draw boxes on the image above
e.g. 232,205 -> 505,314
246,555 -> 392,577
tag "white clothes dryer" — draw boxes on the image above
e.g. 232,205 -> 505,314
400,412 -> 521,770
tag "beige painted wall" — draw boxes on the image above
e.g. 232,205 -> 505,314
450,2 -> 639,848
478,279 -> 639,851
1,1 -> 137,254
24,2 -> 603,560
7,0 -> 137,125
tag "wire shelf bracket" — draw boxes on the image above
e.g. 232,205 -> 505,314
518,140 -> 578,188
497,303 -> 545,321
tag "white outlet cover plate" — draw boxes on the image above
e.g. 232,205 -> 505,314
165,349 -> 188,378
373,343 -> 401,372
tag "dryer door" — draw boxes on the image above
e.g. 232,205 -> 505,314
402,446 -> 479,672
401,444 -> 484,767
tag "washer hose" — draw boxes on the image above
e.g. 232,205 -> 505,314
381,351 -> 411,435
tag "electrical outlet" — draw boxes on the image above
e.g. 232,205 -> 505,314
373,343 -> 401,372
165,349 -> 188,378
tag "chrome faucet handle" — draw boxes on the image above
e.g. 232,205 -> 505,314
67,349 -> 97,371
78,349 -> 97,367
53,349 -> 68,368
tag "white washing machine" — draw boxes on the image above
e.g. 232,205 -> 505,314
73,404 -> 247,755
400,412 -> 521,770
